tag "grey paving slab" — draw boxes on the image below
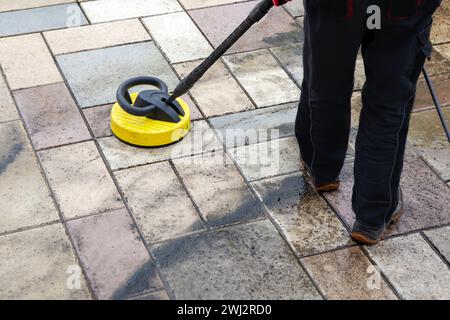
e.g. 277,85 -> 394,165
424,226 -> 450,264
409,106 -> 450,181
56,42 -> 179,108
114,162 -> 204,243
367,234 -> 450,300
252,173 -> 351,256
152,220 -> 321,299
179,0 -> 248,10
99,120 -> 222,171
0,0 -> 73,12
270,44 -> 303,87
83,105 -> 113,138
173,152 -> 264,227
13,83 -> 91,150
224,50 -> 301,107
142,12 -> 213,63
0,223 -> 90,299
173,60 -> 253,117
67,208 -> 163,299
284,0 -> 304,17
38,141 -> 123,219
302,247 -> 397,300
133,290 -> 170,300
209,102 -> 297,148
231,136 -> 300,181
0,3 -> 87,37
81,0 -> 183,23
324,150 -> 450,236
0,74 -> 18,122
0,121 -> 59,234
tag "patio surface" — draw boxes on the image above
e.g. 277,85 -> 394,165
0,0 -> 449,300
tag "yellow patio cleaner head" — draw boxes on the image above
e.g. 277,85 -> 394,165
111,0 -> 277,147
111,76 -> 190,147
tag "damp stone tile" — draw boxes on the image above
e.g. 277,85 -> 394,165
0,74 -> 18,122
152,220 -> 321,299
424,226 -> 450,264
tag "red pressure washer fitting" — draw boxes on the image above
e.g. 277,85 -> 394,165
272,0 -> 292,6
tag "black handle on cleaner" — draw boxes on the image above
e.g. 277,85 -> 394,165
423,68 -> 450,144
167,0 -> 274,103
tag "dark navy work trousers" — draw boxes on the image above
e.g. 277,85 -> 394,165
295,0 -> 441,227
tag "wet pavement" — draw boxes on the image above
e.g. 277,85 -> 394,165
0,0 -> 449,300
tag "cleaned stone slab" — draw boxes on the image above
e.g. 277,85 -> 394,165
269,44 -> 303,86
0,0 -> 73,12
224,50 -> 300,107
173,152 -> 264,227
99,120 -> 222,171
67,209 -> 163,299
0,34 -> 62,90
367,234 -> 450,300
179,0 -> 247,10
189,1 -> 301,53
284,0 -> 304,17
302,247 -> 397,300
143,12 -> 213,63
81,0 -> 182,23
45,19 -> 150,55
209,102 -> 297,148
173,60 -> 253,117
424,226 -> 450,264
324,150 -> 450,235
0,74 -> 18,122
0,121 -> 59,234
13,83 -> 91,150
435,43 -> 450,62
231,136 -> 300,181
83,105 -> 113,138
56,42 -> 178,108
426,47 -> 450,76
252,173 -> 350,256
38,141 -> 123,219
152,220 -> 321,299
0,3 -> 87,37
431,2 -> 450,45
114,162 -> 204,243
0,223 -> 90,299
414,73 -> 450,111
409,106 -> 450,181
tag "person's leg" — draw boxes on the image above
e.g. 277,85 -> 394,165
352,0 -> 441,232
295,0 -> 366,186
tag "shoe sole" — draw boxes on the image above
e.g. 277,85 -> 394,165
300,159 -> 339,193
350,207 -> 404,245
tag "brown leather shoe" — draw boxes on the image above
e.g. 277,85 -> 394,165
300,159 -> 340,193
351,189 -> 404,245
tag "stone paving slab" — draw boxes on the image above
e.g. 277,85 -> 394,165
252,173 -> 351,256
0,74 -> 18,122
436,43 -> 450,61
431,1 -> 450,45
114,162 -> 204,243
38,141 -> 123,219
0,34 -> 62,90
133,290 -> 170,300
302,247 -> 397,300
224,50 -> 301,107
81,0 -> 183,23
99,120 -> 222,171
409,106 -> 450,181
324,150 -> 450,236
173,59 -> 253,117
231,136 -> 300,181
179,0 -> 248,10
67,208 -> 163,299
0,3 -> 87,37
13,83 -> 91,150
284,0 -> 304,17
152,220 -> 322,299
173,152 -> 264,227
426,47 -> 450,76
189,1 -> 301,54
0,0 -> 74,12
57,42 -> 179,108
0,121 -> 59,234
83,105 -> 113,138
367,233 -> 450,300
424,226 -> 450,264
0,223 -> 90,299
143,12 -> 213,64
209,102 -> 297,148
44,19 -> 150,55
269,44 -> 303,87
414,73 -> 450,111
